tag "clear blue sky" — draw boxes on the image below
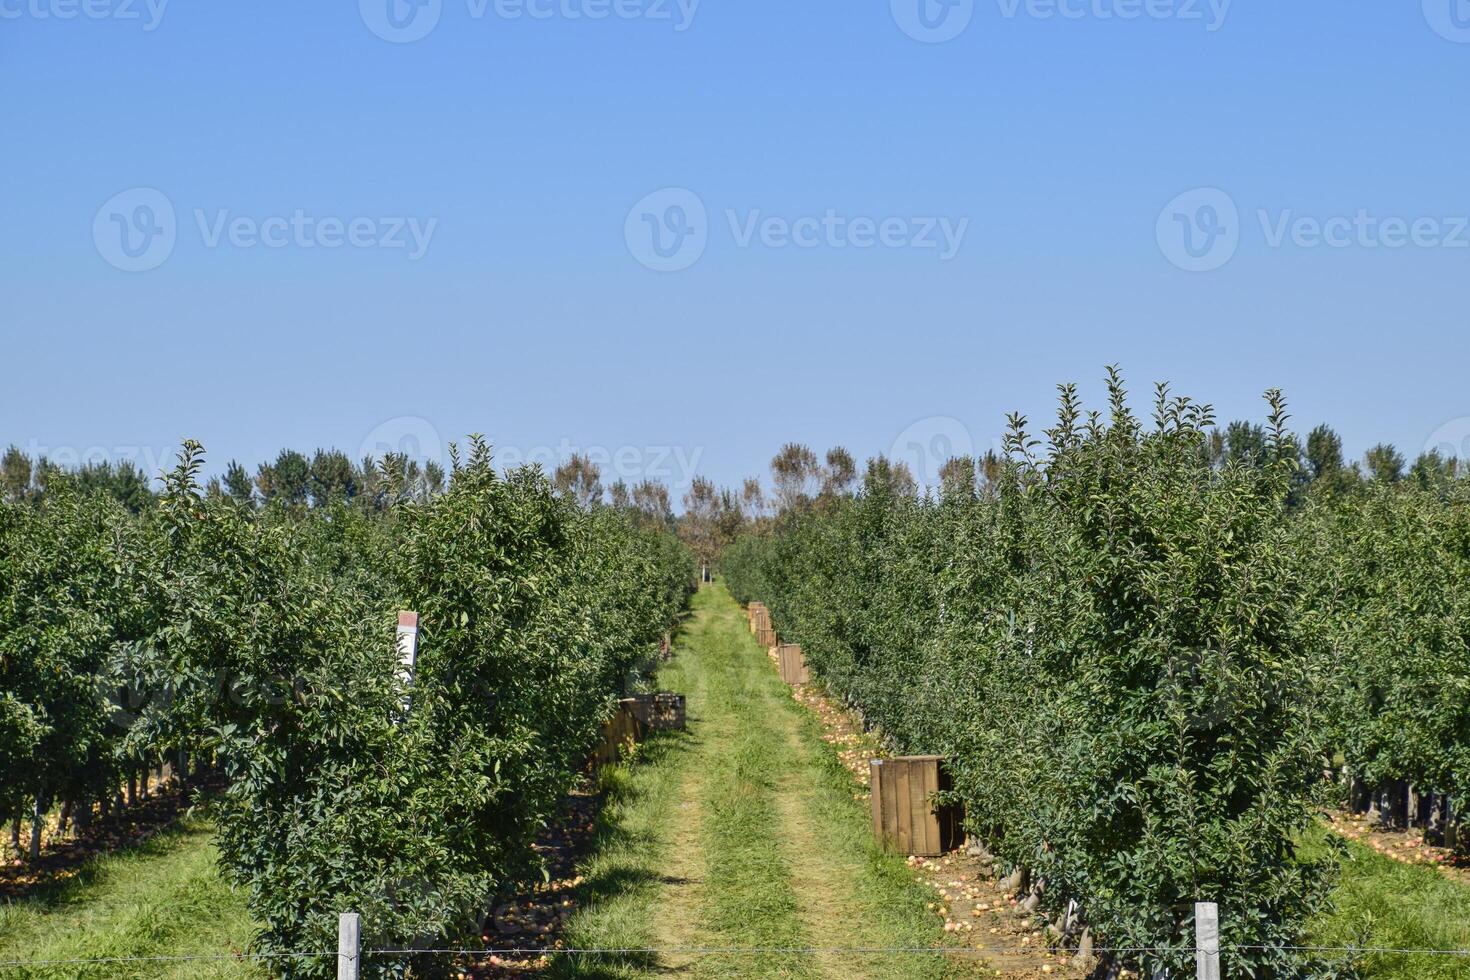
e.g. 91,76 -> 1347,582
4,1 -> 1469,496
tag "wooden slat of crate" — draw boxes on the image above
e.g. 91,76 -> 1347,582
626,692 -> 687,730
895,758 -> 914,853
915,756 -> 938,855
869,756 -> 962,857
777,644 -> 809,685
869,760 -> 882,839
757,627 -> 777,648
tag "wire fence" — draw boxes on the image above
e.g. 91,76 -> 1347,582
7,941 -> 1470,969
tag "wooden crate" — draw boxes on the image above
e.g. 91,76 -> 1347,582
869,756 -> 963,857
626,692 -> 687,731
776,644 -> 810,685
756,627 -> 777,648
751,606 -> 770,629
590,700 -> 647,767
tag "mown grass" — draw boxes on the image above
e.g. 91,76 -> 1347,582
556,582 -> 981,980
1304,826 -> 1470,979
0,817 -> 260,980
550,716 -> 700,978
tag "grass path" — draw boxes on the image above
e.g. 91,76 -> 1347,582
555,582 -> 983,980
0,818 -> 259,980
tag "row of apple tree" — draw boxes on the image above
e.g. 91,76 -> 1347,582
724,370 -> 1470,978
0,438 -> 693,978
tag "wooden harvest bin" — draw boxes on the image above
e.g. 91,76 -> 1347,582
776,644 -> 810,685
870,756 -> 963,857
756,627 -> 777,648
625,692 -> 687,731
590,699 -> 647,767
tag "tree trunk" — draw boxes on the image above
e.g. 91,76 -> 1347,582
1394,780 -> 1411,829
28,798 -> 44,862
128,773 -> 137,806
9,817 -> 20,857
1350,773 -> 1370,812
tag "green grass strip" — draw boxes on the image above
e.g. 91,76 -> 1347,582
0,818 -> 260,980
557,583 -> 984,980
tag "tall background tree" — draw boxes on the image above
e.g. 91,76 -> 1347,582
553,453 -> 604,508
1365,443 -> 1406,482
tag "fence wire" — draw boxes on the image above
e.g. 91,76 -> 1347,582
8,942 -> 1470,968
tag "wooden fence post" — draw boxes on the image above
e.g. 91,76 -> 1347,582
1195,901 -> 1219,980
396,612 -> 420,719
396,612 -> 420,684
337,911 -> 361,980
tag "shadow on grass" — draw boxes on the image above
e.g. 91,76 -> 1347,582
0,807 -> 213,910
545,727 -> 700,980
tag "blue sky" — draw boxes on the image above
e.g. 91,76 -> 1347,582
3,1 -> 1469,495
